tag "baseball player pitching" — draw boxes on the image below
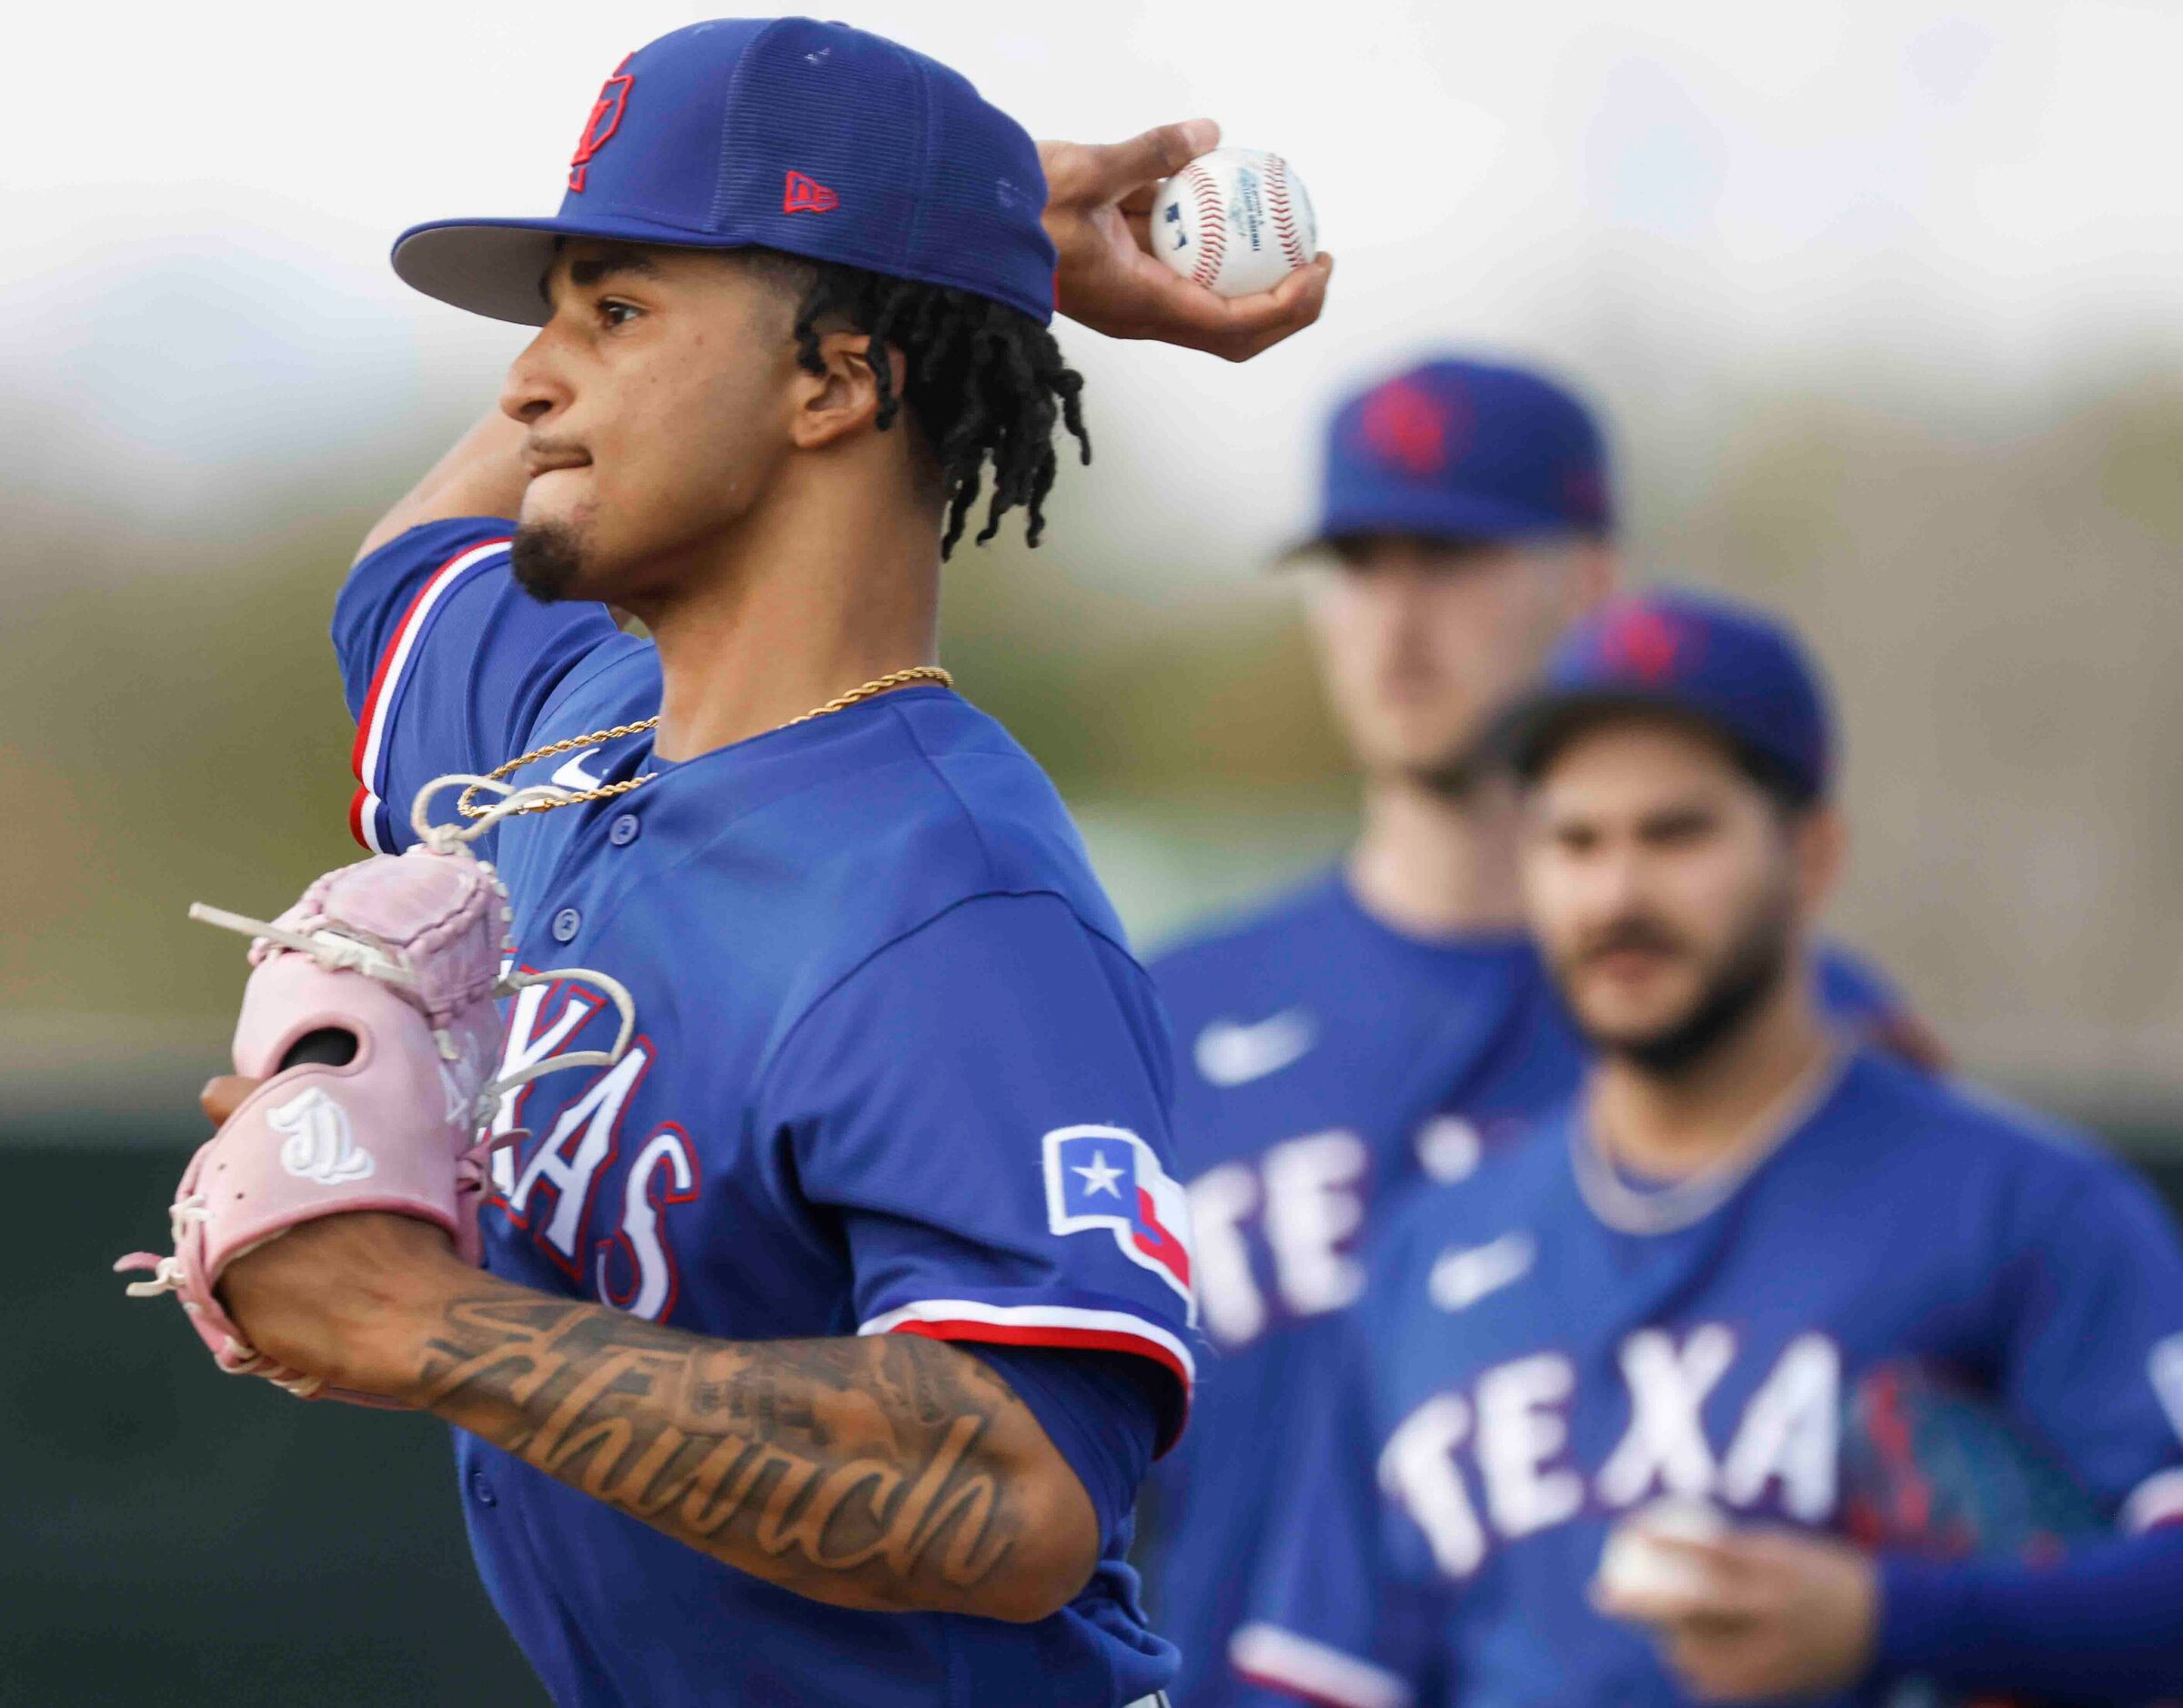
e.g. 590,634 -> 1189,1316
1230,591 -> 2183,1705
117,18 -> 1328,1708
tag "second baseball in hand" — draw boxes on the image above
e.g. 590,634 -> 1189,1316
1153,146 -> 1317,298
1595,1497 -> 1730,1603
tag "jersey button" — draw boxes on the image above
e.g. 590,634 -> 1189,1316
550,907 -> 581,943
469,1472 -> 497,1508
608,813 -> 641,848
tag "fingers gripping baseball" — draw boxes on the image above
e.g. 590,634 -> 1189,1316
1061,119 -> 1220,206
1040,119 -> 1332,361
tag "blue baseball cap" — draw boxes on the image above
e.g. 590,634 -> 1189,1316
1498,588 -> 1835,801
1307,357 -> 1613,548
392,18 -> 1057,327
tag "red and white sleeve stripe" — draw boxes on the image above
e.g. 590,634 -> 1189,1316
347,536 -> 511,851
858,1299 -> 1196,1393
1228,1624 -> 1413,1708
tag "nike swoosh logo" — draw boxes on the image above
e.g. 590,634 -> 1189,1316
1195,1010 -> 1317,1087
551,753 -> 605,792
1429,1231 -> 1535,1312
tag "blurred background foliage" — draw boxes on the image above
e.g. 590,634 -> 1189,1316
10,327 -> 2183,1125
13,0 -> 2183,1129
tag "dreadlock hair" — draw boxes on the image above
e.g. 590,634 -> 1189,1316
755,250 -> 1091,558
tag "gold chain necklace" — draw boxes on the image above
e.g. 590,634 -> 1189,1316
455,665 -> 954,820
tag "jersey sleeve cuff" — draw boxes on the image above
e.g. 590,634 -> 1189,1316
858,1297 -> 1194,1454
1228,1623 -> 1413,1708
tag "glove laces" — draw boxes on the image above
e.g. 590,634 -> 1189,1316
411,772 -> 640,1102
187,772 -> 642,1114
114,1196 -> 318,1394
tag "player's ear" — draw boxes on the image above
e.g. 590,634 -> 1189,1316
1567,540 -> 1620,618
1792,801 -> 1848,915
790,331 -> 907,451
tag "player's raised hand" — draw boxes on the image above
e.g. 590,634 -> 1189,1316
1593,1529 -> 1878,1699
1039,120 -> 1333,362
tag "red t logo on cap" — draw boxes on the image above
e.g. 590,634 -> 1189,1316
783,171 -> 840,215
1600,605 -> 1685,683
1360,378 -> 1465,478
568,56 -> 634,194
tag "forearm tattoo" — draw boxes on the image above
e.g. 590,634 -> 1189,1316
414,1291 -> 1040,1613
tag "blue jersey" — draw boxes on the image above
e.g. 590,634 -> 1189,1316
335,519 -> 1196,1708
1230,1050 -> 2183,1708
1142,871 -> 1918,1706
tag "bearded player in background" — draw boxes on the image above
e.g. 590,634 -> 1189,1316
128,17 -> 1329,1708
1230,589 -> 2183,1705
1142,359 -> 1943,1705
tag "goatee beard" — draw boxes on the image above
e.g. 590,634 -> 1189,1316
509,520 -> 587,604
1614,903 -> 1794,1078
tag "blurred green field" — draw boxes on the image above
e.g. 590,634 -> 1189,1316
11,357 -> 2183,1126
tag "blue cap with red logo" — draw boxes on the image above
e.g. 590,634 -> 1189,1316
392,17 -> 1057,327
1498,588 -> 1835,801
1310,357 -> 1613,547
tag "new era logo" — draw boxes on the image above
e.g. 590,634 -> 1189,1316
783,170 -> 840,215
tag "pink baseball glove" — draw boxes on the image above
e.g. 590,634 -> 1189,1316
117,775 -> 632,1403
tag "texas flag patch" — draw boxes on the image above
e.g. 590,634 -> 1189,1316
1043,1125 -> 1196,1321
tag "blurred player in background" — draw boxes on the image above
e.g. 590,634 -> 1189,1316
179,18 -> 1330,1708
1230,590 -> 2183,1707
1142,359 -> 1938,1704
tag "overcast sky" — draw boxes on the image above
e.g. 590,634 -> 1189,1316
8,0 -> 2180,570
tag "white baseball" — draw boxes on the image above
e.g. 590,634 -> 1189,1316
1152,146 -> 1317,298
1594,1497 -> 1729,1603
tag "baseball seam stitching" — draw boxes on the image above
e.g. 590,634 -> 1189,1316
1182,163 -> 1226,289
1264,155 -> 1308,270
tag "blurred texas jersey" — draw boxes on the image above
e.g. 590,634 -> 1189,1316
339,518 -> 1195,1706
1137,357 -> 1926,1707
1227,1050 -> 2183,1708
1147,876 -> 1914,1703
1232,589 -> 2183,1706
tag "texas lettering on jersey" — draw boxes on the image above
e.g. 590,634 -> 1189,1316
487,977 -> 696,1322
1236,1054 -> 2183,1708
1381,1326 -> 1840,1579
1187,1113 -> 1511,1350
1190,1127 -> 1373,1347
1145,869 -> 1934,1708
